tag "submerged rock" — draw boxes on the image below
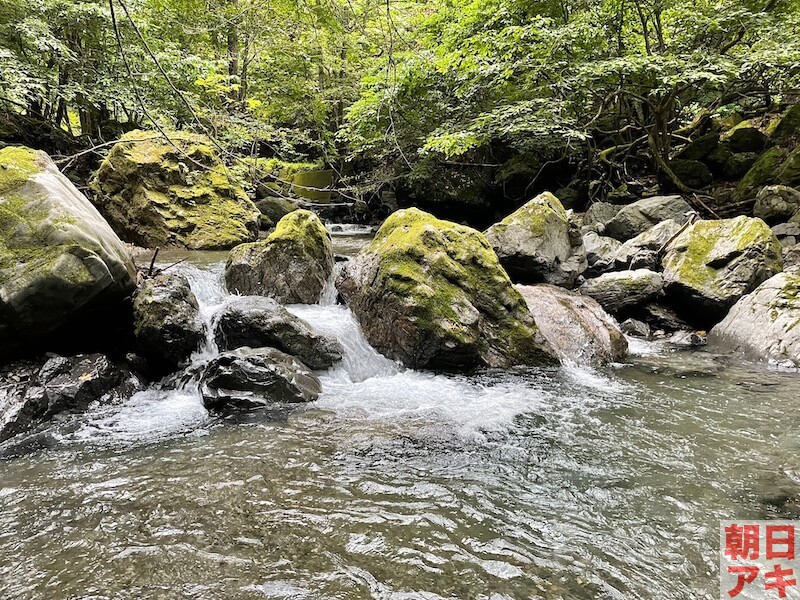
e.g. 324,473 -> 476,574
484,192 -> 587,287
92,130 -> 260,249
517,285 -> 627,364
225,210 -> 333,303
213,296 -> 343,369
661,216 -> 783,324
0,146 -> 136,358
578,269 -> 664,314
133,273 -> 205,372
603,195 -> 693,241
199,347 -> 321,412
337,208 -> 557,370
613,219 -> 682,271
0,354 -> 136,442
709,272 -> 800,367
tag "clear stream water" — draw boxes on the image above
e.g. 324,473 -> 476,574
2,228 -> 800,599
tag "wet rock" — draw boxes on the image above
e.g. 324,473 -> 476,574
620,318 -> 650,338
578,269 -> 664,314
133,273 -> 205,371
213,296 -> 343,369
517,284 -> 627,364
92,130 -> 260,249
709,272 -> 800,367
668,331 -> 707,347
337,208 -> 557,370
484,192 -> 587,288
225,210 -> 333,303
613,219 -> 682,271
582,202 -> 622,233
604,195 -> 693,241
199,347 -> 322,412
0,354 -> 136,442
661,216 -> 783,325
0,147 -> 136,358
754,185 -> 800,225
583,231 -> 621,276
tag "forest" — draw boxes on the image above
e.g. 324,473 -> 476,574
1,0 -> 798,224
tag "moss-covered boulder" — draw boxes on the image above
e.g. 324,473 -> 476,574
336,208 -> 557,369
773,102 -> 800,142
709,272 -> 800,367
735,147 -> 786,201
0,146 -> 136,357
675,132 -> 719,161
517,284 -> 627,364
777,146 -> 800,186
484,192 -> 587,288
722,152 -> 759,180
722,122 -> 767,153
661,216 -> 783,324
225,209 -> 333,303
668,159 -> 713,189
92,130 -> 260,250
254,196 -> 299,229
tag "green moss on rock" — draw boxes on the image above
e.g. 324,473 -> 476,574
735,147 -> 785,201
92,130 -> 260,249
0,147 -> 40,194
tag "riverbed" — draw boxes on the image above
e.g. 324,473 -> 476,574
1,227 -> 799,599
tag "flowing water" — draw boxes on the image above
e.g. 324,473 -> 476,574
2,228 -> 800,599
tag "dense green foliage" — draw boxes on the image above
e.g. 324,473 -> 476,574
1,0 -> 799,210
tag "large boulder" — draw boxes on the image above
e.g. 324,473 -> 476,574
613,219 -> 682,271
133,273 -> 205,371
517,285 -> 627,364
723,124 -> 767,154
734,147 -> 785,201
661,216 -> 783,324
92,130 -> 260,249
254,196 -> 299,229
709,272 -> 800,367
583,231 -> 621,276
337,208 -> 557,369
0,354 -> 136,442
603,195 -> 693,241
582,202 -> 622,233
668,159 -> 712,189
225,210 -> 333,303
199,347 -> 321,412
0,146 -> 136,357
484,192 -> 586,287
578,269 -> 664,314
754,185 -> 800,224
213,296 -> 343,369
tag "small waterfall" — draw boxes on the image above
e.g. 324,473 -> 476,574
320,261 -> 346,306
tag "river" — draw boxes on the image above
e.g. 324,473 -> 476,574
1,226 -> 799,599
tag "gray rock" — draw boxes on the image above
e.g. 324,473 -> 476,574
604,195 -> 693,241
620,318 -> 650,338
517,284 -> 627,364
213,296 -> 343,369
579,269 -> 664,314
754,185 -> 800,225
709,272 -> 800,367
583,231 -> 621,276
253,196 -> 299,229
0,147 -> 136,358
582,202 -> 622,233
772,223 -> 800,248
0,354 -> 136,442
225,210 -> 333,304
638,303 -> 693,333
662,216 -> 784,324
133,273 -> 205,371
668,331 -> 707,347
337,208 -> 556,370
484,192 -> 587,288
199,347 -> 322,412
614,219 -> 682,270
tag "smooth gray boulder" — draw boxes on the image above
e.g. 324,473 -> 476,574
517,284 -> 627,364
583,231 -> 621,276
0,354 -> 136,442
604,195 -> 693,241
337,208 -> 556,370
579,269 -> 664,314
199,347 -> 322,412
225,209 -> 333,303
0,146 -> 136,357
661,216 -> 783,323
754,185 -> 800,225
582,202 -> 622,233
213,296 -> 343,369
484,192 -> 587,287
133,273 -> 205,371
614,219 -> 682,271
709,272 -> 800,367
